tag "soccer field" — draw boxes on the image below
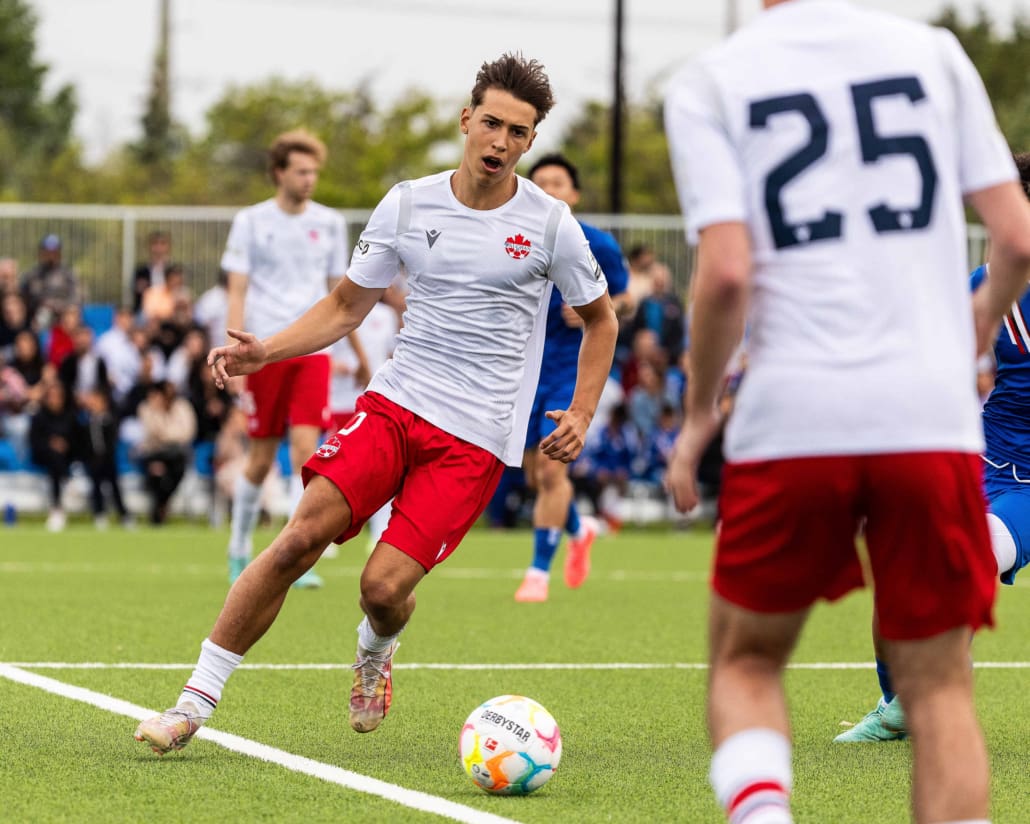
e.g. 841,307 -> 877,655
1,523 -> 1027,823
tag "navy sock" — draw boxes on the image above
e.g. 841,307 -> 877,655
530,528 -> 562,573
876,657 -> 896,704
565,501 -> 581,538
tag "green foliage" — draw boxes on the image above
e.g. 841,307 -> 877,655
0,0 -> 76,198
933,5 -> 1030,150
551,98 -> 679,214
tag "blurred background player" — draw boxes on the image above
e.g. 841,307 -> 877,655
515,152 -> 632,602
836,152 -> 1030,744
134,53 -> 618,756
222,129 -> 349,587
664,2 -> 1030,822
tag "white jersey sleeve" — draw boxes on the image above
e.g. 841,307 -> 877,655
937,29 -> 1018,195
220,210 -> 252,274
347,185 -> 402,289
548,208 -> 610,307
665,65 -> 747,241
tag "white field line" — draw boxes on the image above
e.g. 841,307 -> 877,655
0,561 -> 709,583
4,661 -> 1029,671
0,664 -> 518,824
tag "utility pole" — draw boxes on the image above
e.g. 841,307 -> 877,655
610,0 -> 625,214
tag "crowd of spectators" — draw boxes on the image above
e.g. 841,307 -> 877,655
0,232 -> 230,528
0,231 -> 732,530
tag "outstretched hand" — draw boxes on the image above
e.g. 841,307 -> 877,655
208,329 -> 268,389
539,408 -> 590,464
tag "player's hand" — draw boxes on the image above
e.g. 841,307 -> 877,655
665,407 -> 722,513
208,329 -> 267,390
540,408 -> 590,463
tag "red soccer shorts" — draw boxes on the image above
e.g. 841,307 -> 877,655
714,451 -> 996,640
302,392 -> 504,571
243,354 -> 331,438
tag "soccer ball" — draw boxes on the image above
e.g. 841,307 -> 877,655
459,694 -> 562,795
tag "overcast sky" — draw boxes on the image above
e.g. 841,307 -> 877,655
29,0 -> 1030,163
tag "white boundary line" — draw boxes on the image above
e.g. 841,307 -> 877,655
0,664 -> 519,824
4,661 -> 1028,671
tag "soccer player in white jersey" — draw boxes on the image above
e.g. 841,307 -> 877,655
220,129 -> 354,589
134,53 -> 618,754
663,2 -> 1030,823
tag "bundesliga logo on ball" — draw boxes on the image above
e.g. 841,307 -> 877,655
459,695 -> 562,795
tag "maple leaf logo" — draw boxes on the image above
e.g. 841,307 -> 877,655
504,233 -> 532,259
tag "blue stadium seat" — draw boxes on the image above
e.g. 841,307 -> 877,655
82,303 -> 115,337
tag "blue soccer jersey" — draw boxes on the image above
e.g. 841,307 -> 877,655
970,265 -> 1030,466
971,264 -> 1030,584
536,221 -> 629,392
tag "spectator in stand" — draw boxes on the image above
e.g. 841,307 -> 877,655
58,323 -> 111,408
47,305 -> 82,368
29,380 -> 79,532
133,230 -> 172,313
0,257 -> 18,297
164,326 -> 209,394
188,338 -> 232,445
626,259 -> 685,369
20,235 -> 81,331
4,329 -> 55,465
137,380 -> 197,525
213,406 -> 282,527
620,327 -> 665,395
584,402 -> 639,531
643,403 -> 681,486
627,359 -> 666,439
193,269 -> 229,353
96,308 -> 142,407
142,263 -> 191,326
80,388 -> 132,528
0,292 -> 30,361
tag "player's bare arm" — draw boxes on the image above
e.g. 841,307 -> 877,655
667,221 -> 751,513
209,276 -> 384,388
968,180 -> 1030,354
539,292 -> 618,464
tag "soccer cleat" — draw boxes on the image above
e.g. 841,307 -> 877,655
292,568 -> 323,589
134,701 -> 204,755
349,642 -> 397,733
564,516 -> 598,589
228,556 -> 248,584
514,571 -> 549,602
834,696 -> 907,742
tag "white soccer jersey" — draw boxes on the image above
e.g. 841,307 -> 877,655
220,199 -> 349,342
331,301 -> 400,413
347,171 -> 608,466
665,0 -> 1017,461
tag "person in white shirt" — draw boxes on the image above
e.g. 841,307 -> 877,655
135,52 -> 618,757
219,129 -> 351,589
192,269 -> 228,357
663,3 -> 1030,823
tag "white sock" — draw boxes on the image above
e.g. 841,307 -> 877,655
287,474 -> 305,519
357,616 -> 399,654
525,567 -> 549,582
228,477 -> 262,559
178,638 -> 243,720
711,728 -> 793,824
987,512 -> 1016,577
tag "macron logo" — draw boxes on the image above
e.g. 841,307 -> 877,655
426,229 -> 442,249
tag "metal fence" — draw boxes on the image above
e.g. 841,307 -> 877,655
0,203 -> 989,306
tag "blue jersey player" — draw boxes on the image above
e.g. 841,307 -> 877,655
515,154 -> 632,602
836,152 -> 1030,743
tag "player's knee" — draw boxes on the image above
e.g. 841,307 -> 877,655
535,459 -> 569,492
359,576 -> 408,613
269,521 -> 325,573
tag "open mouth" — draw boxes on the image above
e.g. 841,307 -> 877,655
482,156 -> 503,173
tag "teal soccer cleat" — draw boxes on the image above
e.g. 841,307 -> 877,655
835,696 -> 907,742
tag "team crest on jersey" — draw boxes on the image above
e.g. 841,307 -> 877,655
316,435 -> 342,459
309,229 -> 319,241
504,233 -> 532,259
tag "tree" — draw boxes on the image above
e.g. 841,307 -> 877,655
553,97 -> 678,214
0,0 -> 77,197
134,0 -> 182,170
933,5 -> 1030,150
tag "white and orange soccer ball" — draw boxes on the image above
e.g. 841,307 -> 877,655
459,694 -> 562,795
